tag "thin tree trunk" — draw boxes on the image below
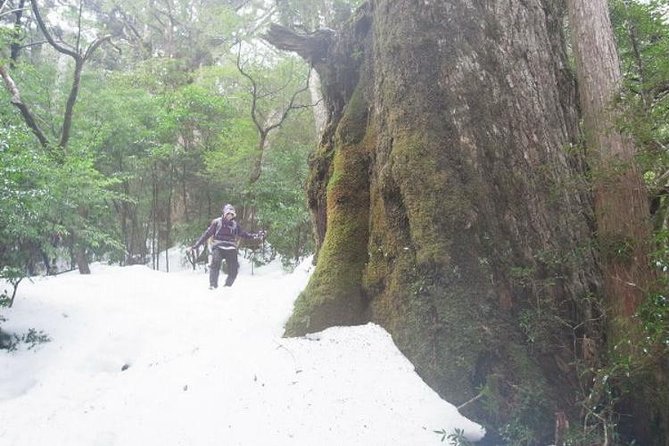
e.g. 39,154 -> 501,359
181,162 -> 189,221
59,58 -> 83,149
74,244 -> 90,274
568,0 -> 652,319
165,165 -> 174,273
151,169 -> 158,270
249,131 -> 269,183
9,0 -> 26,65
566,0 -> 666,442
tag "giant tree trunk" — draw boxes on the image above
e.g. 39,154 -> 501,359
269,1 -> 601,442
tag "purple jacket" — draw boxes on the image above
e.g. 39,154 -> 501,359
193,216 -> 255,251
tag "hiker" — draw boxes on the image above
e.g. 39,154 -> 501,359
189,204 -> 264,289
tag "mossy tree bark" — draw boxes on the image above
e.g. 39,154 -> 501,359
268,1 -> 601,441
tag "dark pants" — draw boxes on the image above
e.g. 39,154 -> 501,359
209,248 -> 239,288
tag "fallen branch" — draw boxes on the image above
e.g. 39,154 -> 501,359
456,390 -> 484,410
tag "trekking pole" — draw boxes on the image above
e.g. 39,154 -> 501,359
186,248 -> 196,270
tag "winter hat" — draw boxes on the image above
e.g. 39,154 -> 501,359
222,204 -> 236,217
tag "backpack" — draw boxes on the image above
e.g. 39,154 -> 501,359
214,217 -> 237,237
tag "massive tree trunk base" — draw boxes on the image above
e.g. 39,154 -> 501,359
276,1 -> 604,443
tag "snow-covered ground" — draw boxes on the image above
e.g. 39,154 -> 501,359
0,249 -> 484,445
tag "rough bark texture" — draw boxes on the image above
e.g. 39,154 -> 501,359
271,1 -> 602,441
567,0 -> 668,443
568,0 -> 653,320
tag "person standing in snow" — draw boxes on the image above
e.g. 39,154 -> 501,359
189,204 -> 264,289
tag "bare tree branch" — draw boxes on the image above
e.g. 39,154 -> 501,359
154,3 -> 182,28
59,33 -> 110,148
236,43 -> 316,183
83,35 -> 112,60
264,74 -> 311,135
75,0 -> 83,53
243,4 -> 278,37
27,0 -> 112,149
29,0 -> 78,59
0,65 -> 49,148
236,44 -> 263,135
16,39 -> 50,50
263,24 -> 335,64
232,0 -> 252,12
0,7 -> 30,19
9,0 -> 27,64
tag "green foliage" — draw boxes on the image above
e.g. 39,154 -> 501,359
565,300 -> 669,445
0,90 -> 125,275
611,0 -> 669,227
645,229 -> 669,349
1,0 -> 322,270
49,145 -> 126,255
0,121 -> 51,279
433,428 -> 473,445
90,0 -> 244,69
253,110 -> 315,265
204,115 -> 256,190
0,267 -> 24,309
477,359 -> 554,446
0,125 -> 46,236
638,291 -> 669,348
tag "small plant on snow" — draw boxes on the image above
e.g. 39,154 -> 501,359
1,328 -> 51,352
433,428 -> 473,445
0,266 -> 24,308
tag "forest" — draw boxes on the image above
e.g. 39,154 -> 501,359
1,0 -> 669,444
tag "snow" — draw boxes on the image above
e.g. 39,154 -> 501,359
0,248 -> 485,446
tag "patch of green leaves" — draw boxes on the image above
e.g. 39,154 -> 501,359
434,428 -> 474,445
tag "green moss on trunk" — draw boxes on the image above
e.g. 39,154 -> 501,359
285,84 -> 372,336
273,1 -> 605,442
